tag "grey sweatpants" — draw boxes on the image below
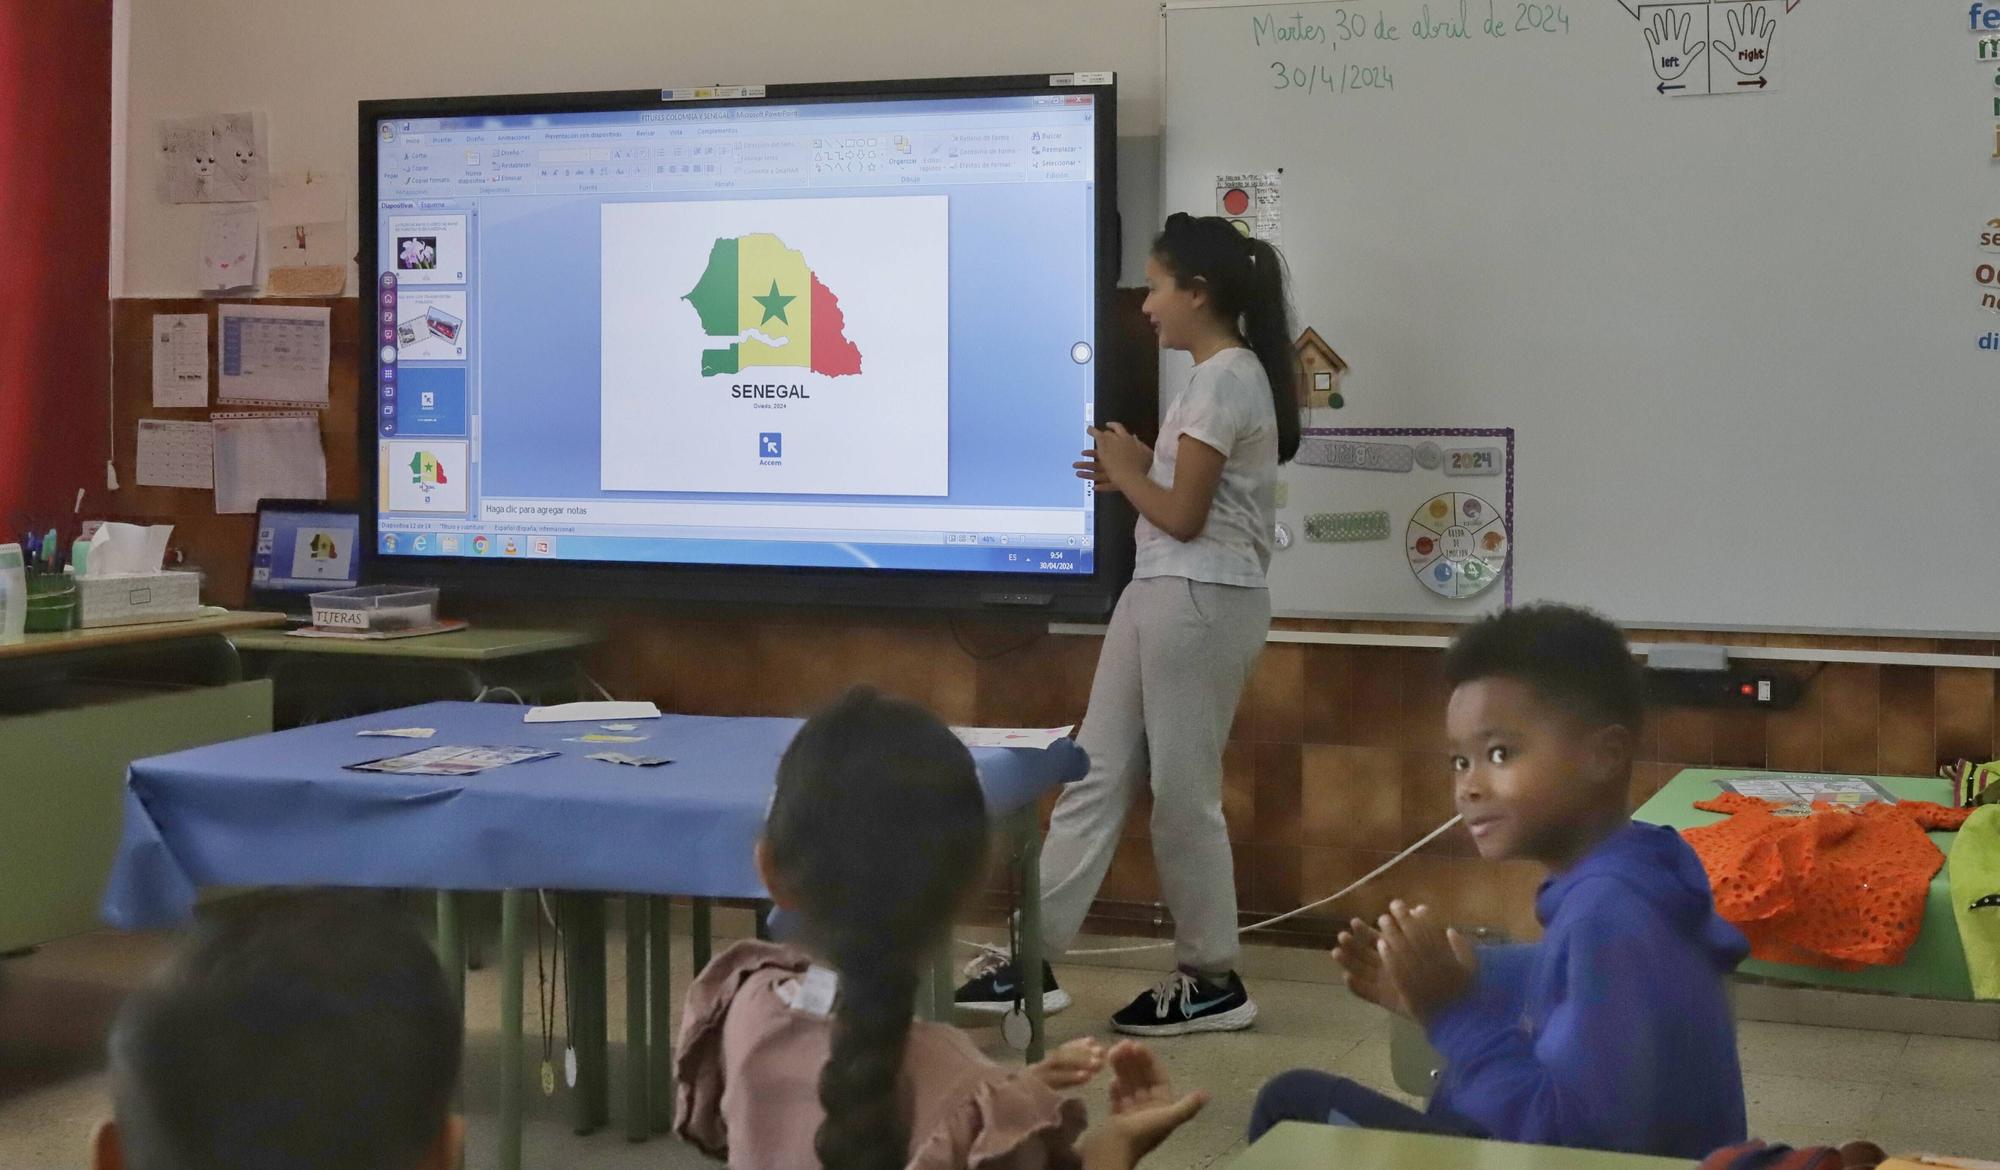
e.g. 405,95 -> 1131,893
1038,575 -> 1271,974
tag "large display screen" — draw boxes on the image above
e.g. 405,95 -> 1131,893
360,75 -> 1120,611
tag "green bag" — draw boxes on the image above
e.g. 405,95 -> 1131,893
1949,804 -> 2000,1000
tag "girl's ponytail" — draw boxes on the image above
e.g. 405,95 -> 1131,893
1238,235 -> 1301,463
1152,214 -> 1303,463
814,930 -> 920,1170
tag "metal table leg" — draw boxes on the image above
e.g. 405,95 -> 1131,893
583,895 -> 610,1131
690,898 -> 712,974
1012,807 -> 1048,1064
434,891 -> 467,1170
647,895 -> 673,1134
561,894 -> 608,1135
498,890 -> 525,1170
437,891 -> 466,1009
623,895 -> 650,1142
919,950 -> 955,1021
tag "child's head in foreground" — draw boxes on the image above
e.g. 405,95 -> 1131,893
1443,603 -> 1644,869
756,686 -> 990,1170
97,893 -> 463,1170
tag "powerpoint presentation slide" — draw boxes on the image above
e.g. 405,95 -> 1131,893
599,195 -> 950,497
385,213 -> 467,285
287,526 -> 355,581
381,439 -> 470,513
394,291 -> 468,360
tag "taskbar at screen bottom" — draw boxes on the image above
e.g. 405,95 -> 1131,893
374,531 -> 1094,574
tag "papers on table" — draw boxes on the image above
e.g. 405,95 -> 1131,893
952,726 -> 1076,750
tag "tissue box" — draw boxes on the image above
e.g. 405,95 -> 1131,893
77,571 -> 202,628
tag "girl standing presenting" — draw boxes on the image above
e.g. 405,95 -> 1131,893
960,213 -> 1301,1036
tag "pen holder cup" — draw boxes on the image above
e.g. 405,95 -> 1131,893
24,572 -> 78,633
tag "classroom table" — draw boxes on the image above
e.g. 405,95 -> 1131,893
1633,768 -> 1973,1000
229,625 -> 601,714
100,700 -> 1086,1170
1229,1123 -> 1694,1169
0,610 -> 280,953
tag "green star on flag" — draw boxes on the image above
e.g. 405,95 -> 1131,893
753,279 -> 795,325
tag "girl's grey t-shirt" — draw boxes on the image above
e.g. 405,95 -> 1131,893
1133,347 -> 1278,588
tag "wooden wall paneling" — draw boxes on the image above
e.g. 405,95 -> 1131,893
108,297 -> 362,607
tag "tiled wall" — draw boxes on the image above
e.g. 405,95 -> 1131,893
570,602 -> 1997,948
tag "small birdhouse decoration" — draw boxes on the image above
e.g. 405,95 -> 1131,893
1295,327 -> 1349,410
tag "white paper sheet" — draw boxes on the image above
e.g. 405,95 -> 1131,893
135,420 -> 214,489
157,112 -> 267,203
211,415 -> 326,513
1215,171 -> 1282,242
264,169 -> 348,297
951,726 -> 1076,750
150,314 -> 209,407
198,204 -> 259,291
215,304 -> 330,407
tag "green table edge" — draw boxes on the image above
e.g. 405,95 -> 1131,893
1633,767 -> 1973,1000
228,625 -> 599,661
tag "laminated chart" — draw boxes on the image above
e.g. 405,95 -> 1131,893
1269,427 -> 1514,618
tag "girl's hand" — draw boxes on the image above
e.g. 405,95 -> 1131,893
1078,1041 -> 1209,1169
1029,1037 -> 1106,1091
1075,423 -> 1152,493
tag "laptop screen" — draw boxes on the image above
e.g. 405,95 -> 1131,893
253,507 -> 362,595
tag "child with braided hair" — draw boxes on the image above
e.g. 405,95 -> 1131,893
676,687 -> 1207,1170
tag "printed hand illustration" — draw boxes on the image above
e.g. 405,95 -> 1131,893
1643,8 -> 1706,81
1713,3 -> 1775,77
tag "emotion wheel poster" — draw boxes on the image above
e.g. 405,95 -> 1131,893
1408,493 -> 1509,600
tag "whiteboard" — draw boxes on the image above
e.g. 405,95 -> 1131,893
1163,0 -> 1996,633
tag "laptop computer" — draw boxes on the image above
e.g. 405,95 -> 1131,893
249,499 -> 364,623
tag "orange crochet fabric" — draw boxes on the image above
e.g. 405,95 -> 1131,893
1682,794 -> 1973,971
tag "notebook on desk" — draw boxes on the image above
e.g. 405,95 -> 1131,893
248,499 -> 362,623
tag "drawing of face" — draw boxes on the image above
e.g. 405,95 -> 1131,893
166,128 -> 215,184
212,115 -> 258,187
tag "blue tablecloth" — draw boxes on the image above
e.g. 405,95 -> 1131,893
102,701 -> 1088,930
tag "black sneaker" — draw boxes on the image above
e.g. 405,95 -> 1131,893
953,946 -> 1071,1016
1110,970 -> 1257,1037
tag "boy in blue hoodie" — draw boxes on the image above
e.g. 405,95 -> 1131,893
1249,603 -> 1749,1159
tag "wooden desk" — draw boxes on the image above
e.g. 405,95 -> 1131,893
0,608 -> 285,663
229,625 -> 601,718
228,625 -> 595,662
0,610 -> 279,952
1230,1124 -> 1693,1169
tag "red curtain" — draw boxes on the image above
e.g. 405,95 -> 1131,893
0,1 -> 112,528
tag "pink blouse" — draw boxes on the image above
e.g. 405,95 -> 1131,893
675,941 -> 1087,1170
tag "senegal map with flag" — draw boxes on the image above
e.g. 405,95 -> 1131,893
681,233 -> 863,377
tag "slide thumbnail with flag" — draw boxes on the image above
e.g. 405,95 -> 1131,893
382,440 -> 469,513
